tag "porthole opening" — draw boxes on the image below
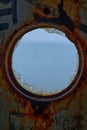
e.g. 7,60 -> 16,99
12,28 -> 79,96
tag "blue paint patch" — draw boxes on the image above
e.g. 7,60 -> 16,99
12,0 -> 17,24
0,23 -> 9,30
80,23 -> 87,34
0,0 -> 11,4
0,0 -> 17,30
0,8 -> 12,16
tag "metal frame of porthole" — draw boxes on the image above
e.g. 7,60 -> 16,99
4,22 -> 84,102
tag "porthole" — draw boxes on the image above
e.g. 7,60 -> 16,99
5,26 -> 83,101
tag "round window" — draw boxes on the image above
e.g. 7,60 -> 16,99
12,28 -> 79,96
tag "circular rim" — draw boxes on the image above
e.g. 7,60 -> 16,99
4,23 -> 84,101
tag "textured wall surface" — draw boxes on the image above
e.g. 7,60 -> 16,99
0,0 -> 87,129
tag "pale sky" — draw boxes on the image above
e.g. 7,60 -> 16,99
12,28 -> 79,94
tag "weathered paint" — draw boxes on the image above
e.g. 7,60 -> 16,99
0,0 -> 87,129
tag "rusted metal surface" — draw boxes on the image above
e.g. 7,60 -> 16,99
0,0 -> 87,129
